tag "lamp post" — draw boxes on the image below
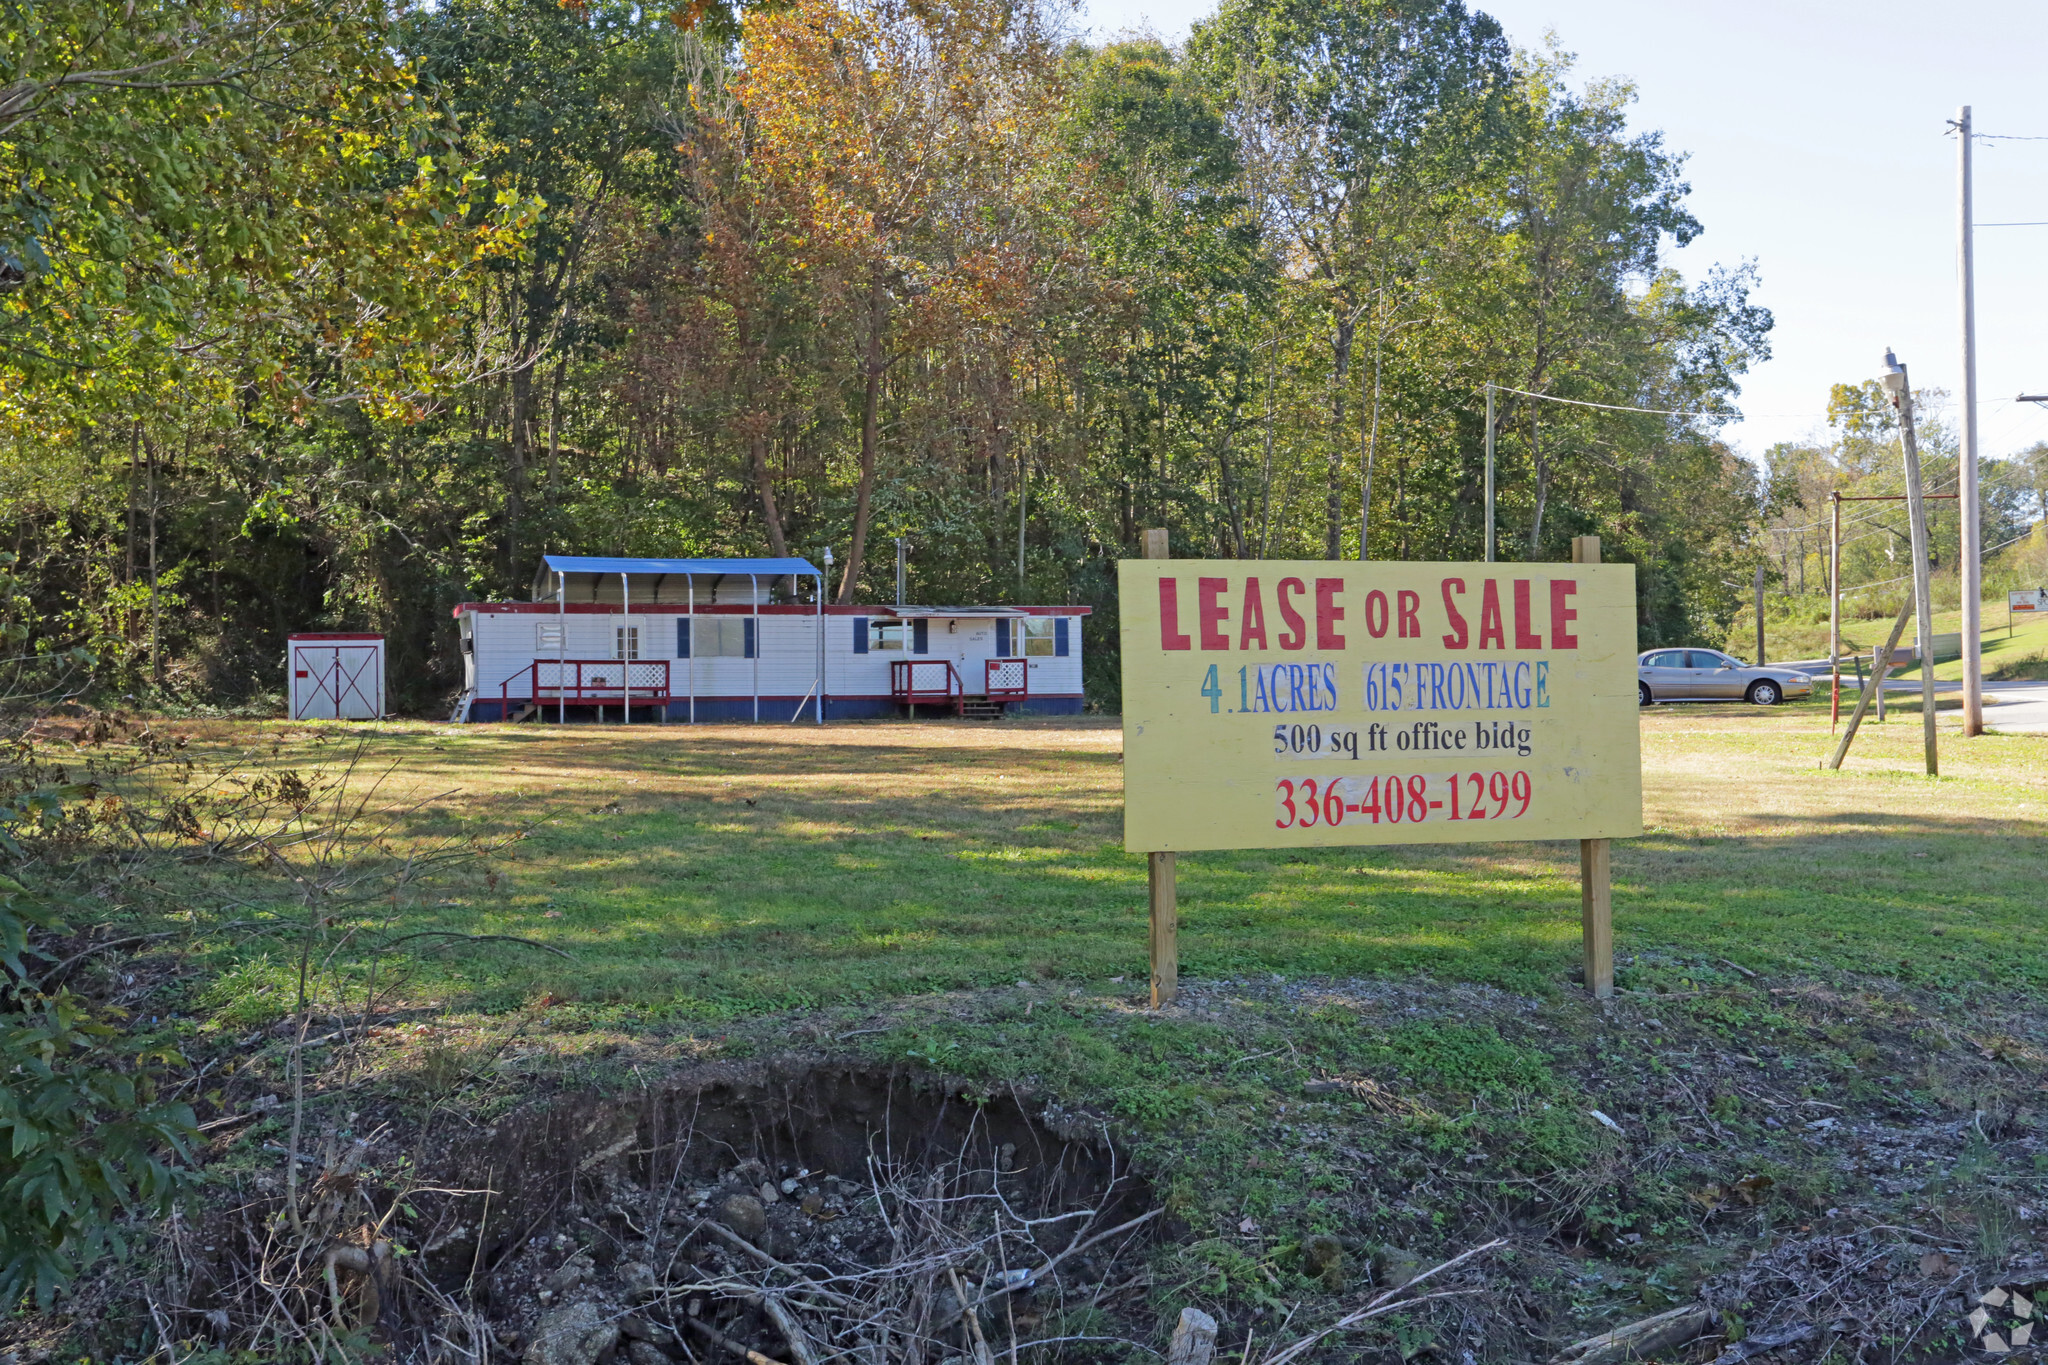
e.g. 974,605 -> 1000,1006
1881,349 -> 1938,776
819,546 -> 833,727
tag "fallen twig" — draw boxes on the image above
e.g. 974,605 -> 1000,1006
762,1292 -> 824,1365
689,1315 -> 794,1365
1260,1238 -> 1508,1365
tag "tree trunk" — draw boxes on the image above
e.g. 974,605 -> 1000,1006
1213,394 -> 1248,558
508,363 -> 531,582
1360,312 -> 1383,562
1258,331 -> 1278,558
125,422 -> 138,590
837,279 -> 888,604
546,356 -> 566,508
144,431 -> 160,686
749,433 -> 791,560
1527,408 -> 1549,558
1325,313 -> 1355,558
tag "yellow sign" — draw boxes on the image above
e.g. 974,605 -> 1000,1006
1119,561 -> 1643,852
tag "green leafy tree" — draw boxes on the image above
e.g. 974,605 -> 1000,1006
2,0 -> 532,428
1190,0 -> 1510,558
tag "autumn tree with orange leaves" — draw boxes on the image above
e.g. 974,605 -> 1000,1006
727,0 -> 1084,600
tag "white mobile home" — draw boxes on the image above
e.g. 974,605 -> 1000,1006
451,555 -> 1089,723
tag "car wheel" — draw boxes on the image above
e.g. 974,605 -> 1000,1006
1639,681 -> 1653,707
1747,680 -> 1780,706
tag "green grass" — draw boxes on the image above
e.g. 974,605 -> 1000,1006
132,706 -> 2048,1034
100,710 -> 2046,1358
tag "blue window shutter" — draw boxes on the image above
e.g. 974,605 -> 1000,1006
913,619 -> 929,654
744,618 -> 757,658
677,617 -> 690,658
996,618 -> 1010,656
853,618 -> 868,654
1055,618 -> 1070,656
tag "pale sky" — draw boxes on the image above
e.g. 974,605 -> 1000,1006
1076,0 -> 2048,467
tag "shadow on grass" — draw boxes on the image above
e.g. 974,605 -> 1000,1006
175,719 -> 2040,1025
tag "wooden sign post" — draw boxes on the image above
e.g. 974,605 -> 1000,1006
1571,535 -> 1612,998
1121,545 -> 1642,1005
1142,528 -> 1178,1008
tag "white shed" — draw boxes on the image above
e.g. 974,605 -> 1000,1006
449,555 -> 1089,723
288,634 -> 386,720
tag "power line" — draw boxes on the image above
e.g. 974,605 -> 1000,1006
1765,473 -> 1963,536
1491,385 -> 1742,419
1493,385 -> 2037,424
1831,521 -> 2043,600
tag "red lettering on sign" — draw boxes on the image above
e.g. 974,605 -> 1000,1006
1315,578 -> 1347,650
1397,590 -> 1421,639
1551,578 -> 1579,648
1198,577 -> 1231,650
1478,579 -> 1506,650
1513,580 -> 1543,649
1364,590 -> 1389,639
1441,578 -> 1469,649
1158,578 -> 1191,650
1276,578 -> 1308,650
1239,578 -> 1269,650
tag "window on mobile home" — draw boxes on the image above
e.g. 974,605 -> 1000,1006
615,626 -> 641,659
872,622 -> 907,651
680,618 -> 755,657
1020,618 -> 1056,656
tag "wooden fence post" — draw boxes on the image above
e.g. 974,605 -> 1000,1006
1572,535 -> 1613,999
1142,527 -> 1177,1008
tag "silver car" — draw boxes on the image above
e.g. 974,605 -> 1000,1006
1638,648 -> 1813,706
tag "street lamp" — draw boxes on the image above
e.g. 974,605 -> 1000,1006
1880,349 -> 1906,393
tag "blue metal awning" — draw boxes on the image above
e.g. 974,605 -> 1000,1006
540,555 -> 822,578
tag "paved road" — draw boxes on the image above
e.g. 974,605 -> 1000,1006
1981,681 -> 2048,733
1799,672 -> 2048,733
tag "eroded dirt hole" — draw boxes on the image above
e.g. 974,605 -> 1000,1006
187,1060 -> 1156,1365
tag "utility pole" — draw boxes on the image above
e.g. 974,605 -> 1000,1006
894,536 -> 907,607
1829,492 -> 1842,728
1483,382 -> 1495,563
1882,350 -> 1938,776
1955,106 -> 1984,736
1754,565 -> 1766,665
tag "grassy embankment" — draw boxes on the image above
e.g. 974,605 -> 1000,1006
1737,595 -> 2048,681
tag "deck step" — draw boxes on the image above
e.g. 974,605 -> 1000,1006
959,699 -> 1006,720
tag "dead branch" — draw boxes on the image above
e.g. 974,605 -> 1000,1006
1260,1238 -> 1509,1365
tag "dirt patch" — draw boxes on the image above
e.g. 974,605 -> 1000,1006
153,1058 -> 1156,1364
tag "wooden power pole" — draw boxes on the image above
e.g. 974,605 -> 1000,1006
1882,352 -> 1939,776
